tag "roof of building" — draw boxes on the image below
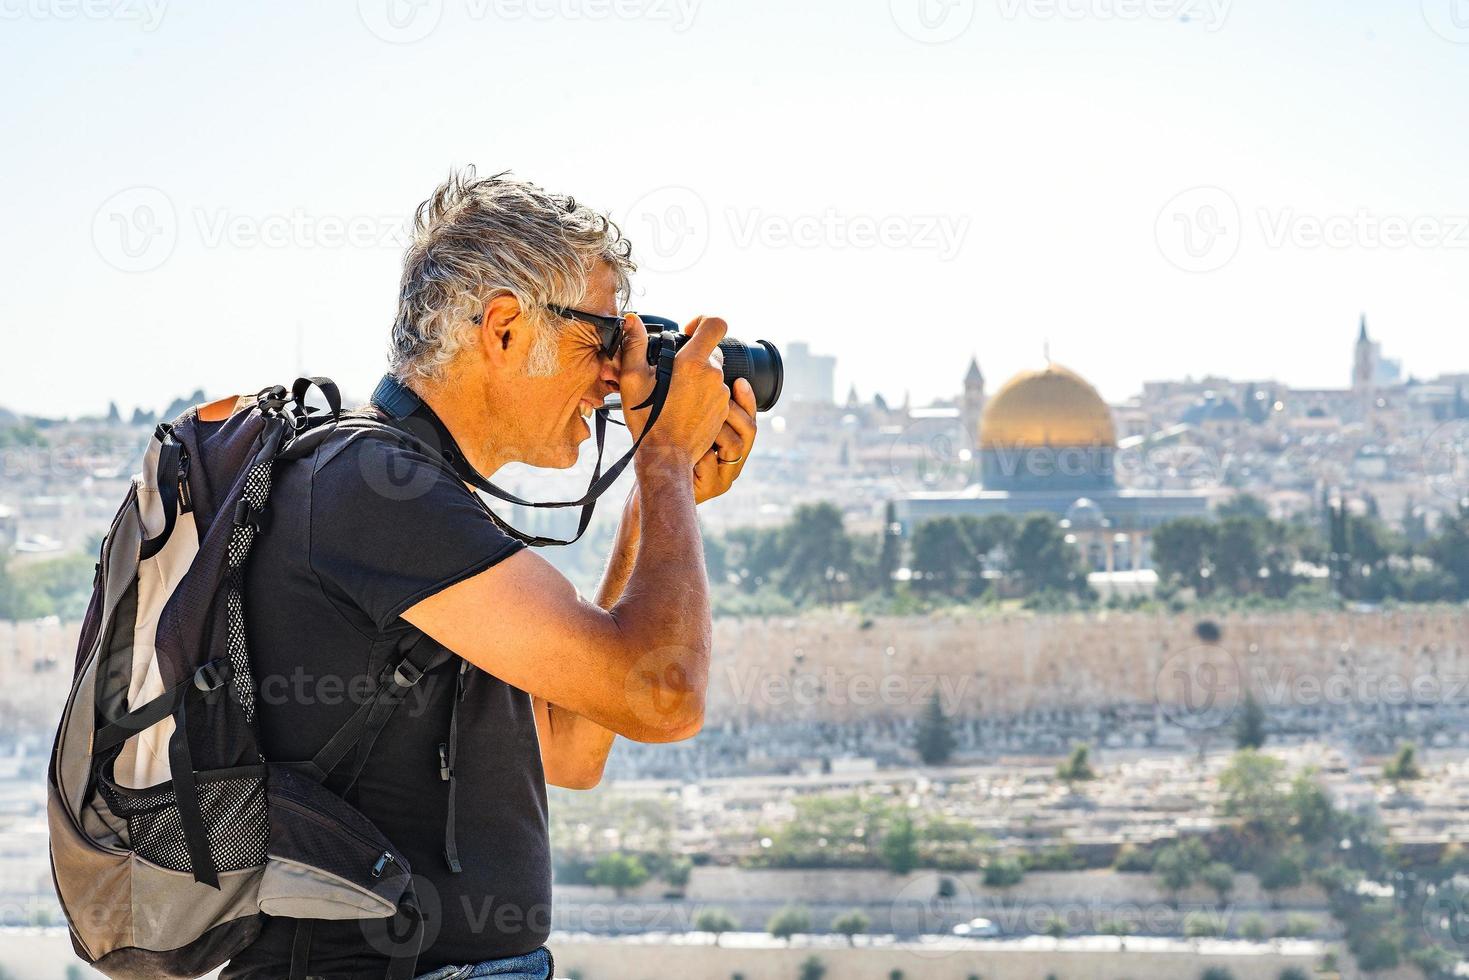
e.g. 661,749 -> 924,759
980,363 -> 1117,450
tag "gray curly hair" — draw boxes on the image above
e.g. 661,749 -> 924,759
389,167 -> 635,382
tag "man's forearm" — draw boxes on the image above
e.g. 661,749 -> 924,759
594,487 -> 642,609
604,455 -> 710,739
614,457 -> 709,644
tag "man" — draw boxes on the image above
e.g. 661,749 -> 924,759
224,169 -> 756,979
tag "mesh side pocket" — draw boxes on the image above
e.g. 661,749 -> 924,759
98,764 -> 267,873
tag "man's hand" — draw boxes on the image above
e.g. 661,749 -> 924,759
619,314 -> 751,501
694,377 -> 757,504
619,313 -> 731,470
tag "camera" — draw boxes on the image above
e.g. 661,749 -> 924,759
639,315 -> 784,412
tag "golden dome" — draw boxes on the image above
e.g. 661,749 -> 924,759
979,363 -> 1117,449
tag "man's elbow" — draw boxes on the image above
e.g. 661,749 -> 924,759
624,696 -> 706,744
616,638 -> 710,743
549,763 -> 608,791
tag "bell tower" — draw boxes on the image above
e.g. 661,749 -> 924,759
962,356 -> 986,447
1353,314 -> 1376,394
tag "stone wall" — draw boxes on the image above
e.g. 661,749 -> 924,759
551,935 -> 1341,980
706,607 -> 1469,724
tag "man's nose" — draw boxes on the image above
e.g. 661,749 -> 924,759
598,356 -> 620,389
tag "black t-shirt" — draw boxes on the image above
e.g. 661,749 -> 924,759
223,421 -> 548,979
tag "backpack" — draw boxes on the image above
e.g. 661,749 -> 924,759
47,379 -> 446,980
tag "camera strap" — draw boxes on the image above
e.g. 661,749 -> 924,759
368,332 -> 680,547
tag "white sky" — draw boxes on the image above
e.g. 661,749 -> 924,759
3,0 -> 1468,418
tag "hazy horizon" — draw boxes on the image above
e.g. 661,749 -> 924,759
4,0 -> 1468,418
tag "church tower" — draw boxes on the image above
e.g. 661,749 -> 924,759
1353,314 -> 1376,394
962,356 -> 986,447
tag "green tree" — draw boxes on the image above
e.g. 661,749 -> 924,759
1043,916 -> 1067,942
664,856 -> 693,889
1240,914 -> 1268,941
881,816 -> 920,875
1259,851 -> 1304,903
911,517 -> 985,597
1218,750 -> 1290,832
1276,914 -> 1317,938
767,904 -> 812,944
1277,969 -> 1310,980
1201,862 -> 1235,904
1185,911 -> 1223,938
982,856 -> 1025,888
695,907 -> 737,946
877,501 -> 902,595
1012,514 -> 1087,595
798,956 -> 827,980
1152,518 -> 1217,594
1056,743 -> 1097,784
1287,771 -> 1335,845
1234,693 -> 1266,750
1355,935 -> 1400,972
1425,505 -> 1469,600
1217,494 -> 1269,521
1382,742 -> 1422,782
586,852 -> 650,896
1199,970 -> 1236,980
831,909 -> 869,946
781,503 -> 855,604
1153,838 -> 1210,903
914,695 -> 957,765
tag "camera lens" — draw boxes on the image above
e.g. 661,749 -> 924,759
639,320 -> 784,412
716,338 -> 783,412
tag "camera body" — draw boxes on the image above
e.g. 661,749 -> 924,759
638,315 -> 783,412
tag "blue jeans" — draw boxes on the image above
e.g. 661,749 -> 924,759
413,946 -> 553,980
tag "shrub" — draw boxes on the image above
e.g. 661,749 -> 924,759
831,909 -> 869,945
983,856 -> 1025,888
798,956 -> 827,980
768,905 -> 812,944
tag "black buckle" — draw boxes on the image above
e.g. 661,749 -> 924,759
392,660 -> 425,688
194,660 -> 228,693
233,498 -> 261,530
256,385 -> 289,417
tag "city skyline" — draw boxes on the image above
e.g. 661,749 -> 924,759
5,311 -> 1459,421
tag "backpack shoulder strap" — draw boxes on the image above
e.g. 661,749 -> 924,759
294,638 -> 451,792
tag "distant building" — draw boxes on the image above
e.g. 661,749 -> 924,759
961,356 -> 986,446
1354,314 -> 1402,394
781,342 -> 836,404
896,361 -> 1210,571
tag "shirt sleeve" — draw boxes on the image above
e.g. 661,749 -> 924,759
307,431 -> 526,632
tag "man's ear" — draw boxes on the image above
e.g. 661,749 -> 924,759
479,293 -> 527,370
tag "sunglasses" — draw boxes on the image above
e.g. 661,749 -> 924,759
547,305 -> 680,360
